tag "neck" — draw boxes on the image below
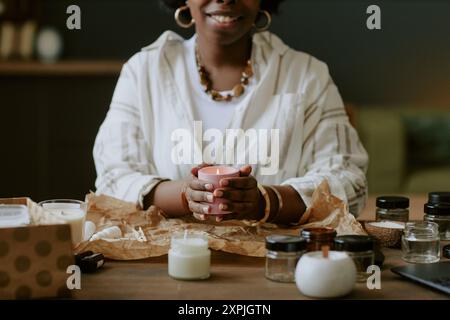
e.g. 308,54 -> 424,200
196,34 -> 252,69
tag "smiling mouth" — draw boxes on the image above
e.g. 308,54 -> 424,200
206,13 -> 243,24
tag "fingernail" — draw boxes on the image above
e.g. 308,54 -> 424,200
221,180 -> 229,186
205,184 -> 214,191
203,206 -> 210,214
214,190 -> 223,197
206,194 -> 214,202
220,204 -> 228,211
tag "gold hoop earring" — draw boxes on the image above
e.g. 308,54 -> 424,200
174,5 -> 195,28
254,10 -> 272,32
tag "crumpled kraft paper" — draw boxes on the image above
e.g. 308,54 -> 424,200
75,181 -> 366,260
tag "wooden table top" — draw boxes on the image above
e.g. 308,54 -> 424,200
74,195 -> 449,300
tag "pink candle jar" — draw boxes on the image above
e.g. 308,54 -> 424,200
198,166 -> 240,216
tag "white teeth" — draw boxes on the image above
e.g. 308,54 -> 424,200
211,15 -> 238,23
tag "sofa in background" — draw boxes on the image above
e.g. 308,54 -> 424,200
354,106 -> 450,194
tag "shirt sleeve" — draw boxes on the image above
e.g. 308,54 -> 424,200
93,59 -> 167,208
282,61 -> 369,217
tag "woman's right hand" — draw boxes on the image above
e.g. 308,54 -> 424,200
184,164 -> 215,221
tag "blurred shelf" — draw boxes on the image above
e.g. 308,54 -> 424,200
0,60 -> 124,76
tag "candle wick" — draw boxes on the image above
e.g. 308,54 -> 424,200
322,245 -> 329,259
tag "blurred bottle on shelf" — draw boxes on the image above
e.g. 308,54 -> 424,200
36,27 -> 63,63
0,0 -> 42,61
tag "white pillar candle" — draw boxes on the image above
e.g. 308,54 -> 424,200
168,231 -> 211,280
40,200 -> 87,244
295,250 -> 356,298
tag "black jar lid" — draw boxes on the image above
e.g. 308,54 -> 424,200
334,235 -> 375,252
376,196 -> 409,209
301,227 -> 337,240
265,235 -> 306,252
444,245 -> 450,259
428,192 -> 450,205
424,202 -> 450,216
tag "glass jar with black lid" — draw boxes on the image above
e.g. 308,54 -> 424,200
334,235 -> 375,283
444,245 -> 450,259
427,192 -> 450,205
424,192 -> 450,240
265,235 -> 306,283
301,227 -> 337,252
376,196 -> 409,223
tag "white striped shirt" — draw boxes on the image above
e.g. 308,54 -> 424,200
93,31 -> 369,216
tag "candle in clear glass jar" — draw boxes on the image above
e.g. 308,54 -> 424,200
168,231 -> 211,280
197,166 -> 240,215
39,199 -> 87,244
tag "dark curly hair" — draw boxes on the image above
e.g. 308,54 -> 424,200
160,0 -> 284,14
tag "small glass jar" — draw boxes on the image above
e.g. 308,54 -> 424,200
402,221 -> 440,264
301,227 -> 337,252
334,235 -> 375,283
443,245 -> 450,260
265,235 -> 306,283
424,192 -> 450,240
376,196 -> 409,223
427,192 -> 450,205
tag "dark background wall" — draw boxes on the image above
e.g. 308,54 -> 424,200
1,0 -> 449,201
42,0 -> 450,105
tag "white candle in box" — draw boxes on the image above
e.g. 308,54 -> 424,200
40,200 -> 87,244
168,231 -> 211,280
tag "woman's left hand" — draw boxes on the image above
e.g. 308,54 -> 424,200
213,165 -> 264,221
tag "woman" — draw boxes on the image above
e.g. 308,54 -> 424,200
93,0 -> 368,225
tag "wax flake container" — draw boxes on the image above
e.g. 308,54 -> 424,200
364,220 -> 404,248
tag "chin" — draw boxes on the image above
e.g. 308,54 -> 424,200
202,26 -> 253,46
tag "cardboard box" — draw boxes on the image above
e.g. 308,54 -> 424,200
0,198 -> 74,300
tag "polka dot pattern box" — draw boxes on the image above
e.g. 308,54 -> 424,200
0,198 -> 74,300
